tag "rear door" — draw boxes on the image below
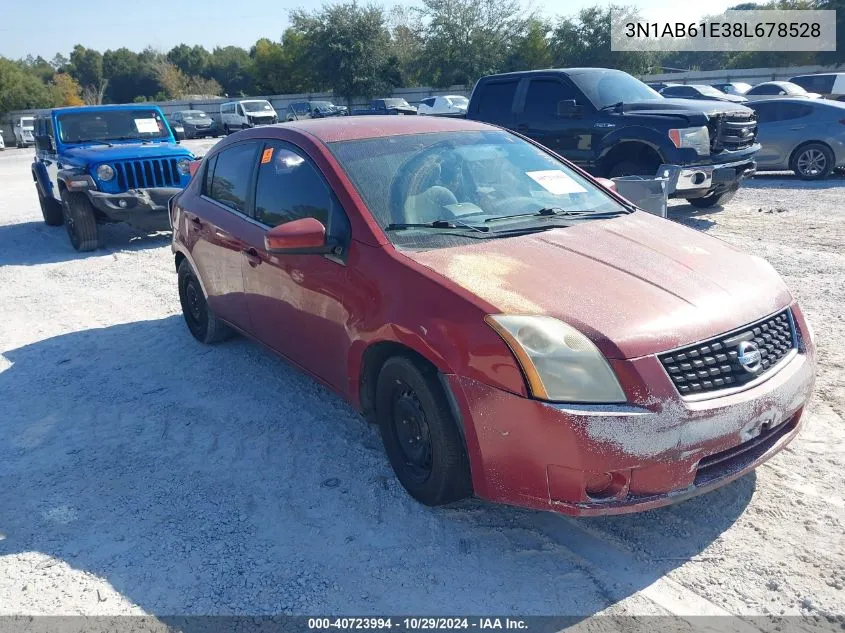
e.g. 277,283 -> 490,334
471,78 -> 519,128
515,76 -> 595,166
238,140 -> 354,391
751,101 -> 815,167
187,140 -> 262,332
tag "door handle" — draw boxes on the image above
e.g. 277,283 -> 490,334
242,247 -> 262,268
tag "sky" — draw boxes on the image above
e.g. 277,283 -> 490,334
1,0 -> 734,60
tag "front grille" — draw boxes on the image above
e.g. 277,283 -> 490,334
113,158 -> 181,190
659,310 -> 796,397
708,113 -> 757,153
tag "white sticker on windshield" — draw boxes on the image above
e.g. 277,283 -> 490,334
134,118 -> 160,134
526,170 -> 587,195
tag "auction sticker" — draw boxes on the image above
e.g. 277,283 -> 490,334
135,118 -> 160,134
526,170 -> 587,195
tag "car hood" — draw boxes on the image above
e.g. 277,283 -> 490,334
616,98 -> 753,116
61,142 -> 193,163
401,212 -> 792,359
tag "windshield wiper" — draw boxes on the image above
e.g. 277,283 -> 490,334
71,139 -> 113,147
599,101 -> 624,112
484,207 -> 624,223
110,136 -> 155,144
385,219 -> 489,233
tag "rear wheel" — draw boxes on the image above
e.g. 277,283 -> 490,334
376,356 -> 472,506
177,259 -> 233,344
60,190 -> 99,251
688,185 -> 738,208
790,143 -> 834,180
223,124 -> 230,135
37,183 -> 63,226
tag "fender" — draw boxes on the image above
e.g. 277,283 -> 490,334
595,125 -> 672,165
31,161 -> 53,198
57,167 -> 96,192
172,244 -> 210,301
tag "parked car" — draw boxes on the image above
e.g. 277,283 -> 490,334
352,98 -> 417,116
13,115 -> 35,147
417,95 -> 469,116
285,101 -> 348,121
745,81 -> 821,101
170,116 -> 815,516
647,82 -> 679,91
31,105 -> 194,251
789,73 -> 845,102
0,130 -> 4,150
747,98 -> 845,179
711,82 -> 753,96
466,68 -> 760,208
220,99 -> 278,134
169,110 -> 219,139
170,121 -> 186,141
660,84 -> 747,103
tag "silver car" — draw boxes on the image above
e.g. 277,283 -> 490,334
748,98 -> 845,179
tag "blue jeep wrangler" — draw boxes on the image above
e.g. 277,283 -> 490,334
31,104 -> 195,251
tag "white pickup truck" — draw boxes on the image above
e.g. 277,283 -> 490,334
13,115 -> 35,148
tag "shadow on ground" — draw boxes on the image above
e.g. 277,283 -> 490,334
0,220 -> 169,266
0,317 -> 754,617
746,172 -> 845,190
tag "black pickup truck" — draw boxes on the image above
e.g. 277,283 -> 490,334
466,68 -> 760,207
352,98 -> 417,116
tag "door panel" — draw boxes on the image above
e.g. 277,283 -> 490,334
240,142 -> 354,391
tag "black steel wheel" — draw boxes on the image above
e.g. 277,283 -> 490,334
177,259 -> 233,344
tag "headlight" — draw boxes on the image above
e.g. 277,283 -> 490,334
669,126 -> 710,156
176,159 -> 192,176
485,315 -> 626,403
96,164 -> 114,181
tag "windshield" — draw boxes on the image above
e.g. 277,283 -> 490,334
384,99 -> 411,108
329,130 -> 627,250
569,70 -> 662,108
242,101 -> 273,113
57,109 -> 171,143
182,111 -> 209,119
21,117 -> 35,129
311,101 -> 335,110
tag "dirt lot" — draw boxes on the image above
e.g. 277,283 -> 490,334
0,141 -> 843,621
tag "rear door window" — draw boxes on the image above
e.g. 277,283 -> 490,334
523,79 -> 579,119
474,80 -> 518,124
207,142 -> 260,213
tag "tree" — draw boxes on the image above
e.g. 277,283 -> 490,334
0,57 -> 52,114
291,2 -> 393,104
502,17 -> 553,72
207,46 -> 255,96
387,6 -> 426,86
68,45 -> 106,103
167,44 -> 211,77
22,55 -> 56,84
50,72 -> 84,106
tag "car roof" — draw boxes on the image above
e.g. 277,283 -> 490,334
481,67 -> 628,79
49,104 -> 162,115
278,116 -> 497,143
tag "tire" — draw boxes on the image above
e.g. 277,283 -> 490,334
790,143 -> 834,180
375,356 -> 472,506
37,183 -> 63,226
60,189 -> 99,251
688,185 -> 738,209
223,124 -> 230,135
607,158 -> 659,178
177,259 -> 233,344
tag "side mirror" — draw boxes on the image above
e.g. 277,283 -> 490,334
34,135 -> 53,152
595,177 -> 617,192
557,99 -> 580,117
265,217 -> 335,254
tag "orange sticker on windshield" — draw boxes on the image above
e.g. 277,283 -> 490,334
261,148 -> 274,164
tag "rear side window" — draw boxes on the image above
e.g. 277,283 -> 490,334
475,80 -> 518,122
207,142 -> 259,213
791,75 -> 835,93
523,79 -> 579,118
750,84 -> 782,95
420,98 -> 436,107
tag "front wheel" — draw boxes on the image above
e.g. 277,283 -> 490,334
687,185 -> 738,209
791,143 -> 834,180
60,190 -> 99,251
376,356 -> 472,506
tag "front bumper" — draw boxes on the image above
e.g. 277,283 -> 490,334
88,188 -> 181,230
673,158 -> 757,198
185,124 -> 218,137
448,305 -> 815,516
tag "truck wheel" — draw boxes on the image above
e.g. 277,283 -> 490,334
37,184 -> 63,226
375,356 -> 472,506
790,143 -> 834,180
688,186 -> 738,209
608,159 -> 659,178
178,259 -> 233,344
60,190 -> 99,251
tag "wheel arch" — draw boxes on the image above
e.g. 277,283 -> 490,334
598,140 -> 666,177
789,139 -> 834,166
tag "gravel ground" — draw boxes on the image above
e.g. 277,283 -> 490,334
0,141 -> 843,622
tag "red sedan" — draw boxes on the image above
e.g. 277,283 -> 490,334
170,116 -> 815,516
